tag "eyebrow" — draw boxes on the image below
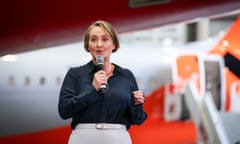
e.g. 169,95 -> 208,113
90,34 -> 111,38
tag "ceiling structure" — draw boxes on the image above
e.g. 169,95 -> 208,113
0,0 -> 240,56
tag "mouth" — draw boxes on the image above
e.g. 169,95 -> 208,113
96,50 -> 104,54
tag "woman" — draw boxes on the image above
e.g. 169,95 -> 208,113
58,20 -> 147,144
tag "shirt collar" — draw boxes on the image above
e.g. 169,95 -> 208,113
84,60 -> 96,74
84,60 -> 125,75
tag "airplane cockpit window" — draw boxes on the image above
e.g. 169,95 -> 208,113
40,77 -> 46,86
24,76 -> 30,86
8,75 -> 14,86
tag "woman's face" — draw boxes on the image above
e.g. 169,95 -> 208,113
88,26 -> 115,61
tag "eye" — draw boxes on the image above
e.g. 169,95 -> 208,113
102,37 -> 110,42
90,38 -> 96,42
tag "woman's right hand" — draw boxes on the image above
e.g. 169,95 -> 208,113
92,70 -> 107,91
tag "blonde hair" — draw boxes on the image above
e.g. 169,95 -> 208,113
83,20 -> 120,52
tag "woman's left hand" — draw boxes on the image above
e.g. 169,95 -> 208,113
133,90 -> 145,105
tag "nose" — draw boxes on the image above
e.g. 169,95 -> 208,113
97,40 -> 103,47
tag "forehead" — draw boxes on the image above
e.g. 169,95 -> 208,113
89,26 -> 110,37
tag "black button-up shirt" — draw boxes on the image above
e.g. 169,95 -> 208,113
58,61 -> 147,129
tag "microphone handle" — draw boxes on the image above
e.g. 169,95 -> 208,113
96,56 -> 106,94
97,64 -> 106,94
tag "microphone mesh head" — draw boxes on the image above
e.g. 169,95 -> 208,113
96,56 -> 104,65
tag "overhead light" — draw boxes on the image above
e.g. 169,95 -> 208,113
1,54 -> 18,62
129,0 -> 171,8
162,37 -> 173,47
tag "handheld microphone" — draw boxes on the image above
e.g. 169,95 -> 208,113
96,56 -> 106,94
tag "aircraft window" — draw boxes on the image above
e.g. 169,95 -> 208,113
40,77 -> 46,86
8,75 -> 15,86
24,76 -> 30,86
149,78 -> 158,89
56,76 -> 62,86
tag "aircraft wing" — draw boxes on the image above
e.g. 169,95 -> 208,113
1,0 -> 240,56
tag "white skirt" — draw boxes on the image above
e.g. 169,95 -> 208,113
68,123 -> 132,144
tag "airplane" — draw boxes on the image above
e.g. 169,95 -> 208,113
1,0 -> 240,56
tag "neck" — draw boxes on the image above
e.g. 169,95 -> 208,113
93,56 -> 113,74
104,62 -> 112,73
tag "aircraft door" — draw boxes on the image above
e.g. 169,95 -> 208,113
204,61 -> 221,110
200,55 -> 225,111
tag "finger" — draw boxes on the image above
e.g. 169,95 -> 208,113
135,96 -> 145,101
97,70 -> 107,75
133,92 -> 144,98
134,90 -> 144,95
134,94 -> 145,100
134,98 -> 145,105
